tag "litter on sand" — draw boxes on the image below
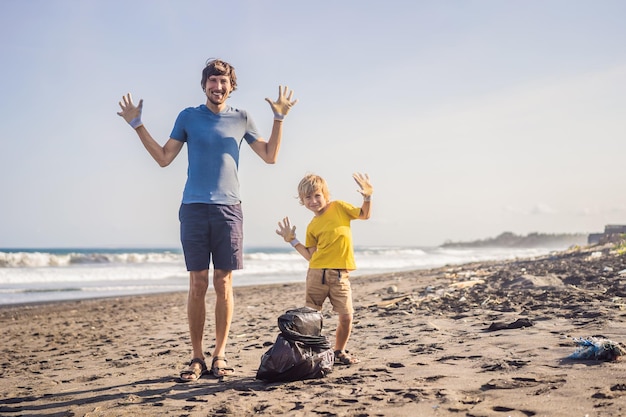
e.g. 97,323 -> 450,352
568,337 -> 626,361
485,318 -> 533,332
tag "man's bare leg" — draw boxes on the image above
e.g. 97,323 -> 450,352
211,268 -> 234,376
180,269 -> 209,380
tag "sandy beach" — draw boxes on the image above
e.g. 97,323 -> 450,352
1,243 -> 626,417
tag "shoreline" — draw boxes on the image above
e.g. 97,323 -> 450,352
0,245 -> 565,307
1,244 -> 625,416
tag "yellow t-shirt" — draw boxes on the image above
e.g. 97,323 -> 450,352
305,200 -> 361,270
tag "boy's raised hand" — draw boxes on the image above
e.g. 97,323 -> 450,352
265,86 -> 298,119
353,172 -> 373,198
275,217 -> 297,242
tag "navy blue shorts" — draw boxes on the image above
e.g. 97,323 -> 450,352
179,203 -> 244,272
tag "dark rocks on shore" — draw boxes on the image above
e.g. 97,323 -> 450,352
371,241 -> 626,326
441,231 -> 589,249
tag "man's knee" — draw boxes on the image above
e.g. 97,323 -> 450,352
213,269 -> 233,296
189,270 -> 209,297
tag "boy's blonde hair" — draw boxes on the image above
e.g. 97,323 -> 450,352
297,174 -> 330,205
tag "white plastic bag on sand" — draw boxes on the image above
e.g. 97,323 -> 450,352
568,337 -> 626,361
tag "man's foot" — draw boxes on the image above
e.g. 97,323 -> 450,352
334,350 -> 360,365
179,358 -> 207,382
211,356 -> 235,377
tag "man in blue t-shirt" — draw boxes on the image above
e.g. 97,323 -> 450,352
117,59 -> 297,381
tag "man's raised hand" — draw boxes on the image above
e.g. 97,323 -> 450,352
265,86 -> 298,120
117,93 -> 144,129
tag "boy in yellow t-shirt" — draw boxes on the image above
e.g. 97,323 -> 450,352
275,173 -> 373,365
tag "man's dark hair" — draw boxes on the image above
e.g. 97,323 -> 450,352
201,58 -> 237,92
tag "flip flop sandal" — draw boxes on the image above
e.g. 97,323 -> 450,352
334,350 -> 361,365
211,356 -> 235,377
179,357 -> 207,382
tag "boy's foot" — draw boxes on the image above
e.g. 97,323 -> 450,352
334,350 -> 360,365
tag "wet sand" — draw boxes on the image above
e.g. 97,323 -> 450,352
1,243 -> 626,416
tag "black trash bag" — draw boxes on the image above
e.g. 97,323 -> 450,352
256,307 -> 334,382
278,306 -> 324,337
256,334 -> 334,382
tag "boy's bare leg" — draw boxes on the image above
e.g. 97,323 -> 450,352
335,312 -> 360,364
335,312 -> 353,351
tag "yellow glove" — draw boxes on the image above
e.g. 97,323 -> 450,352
117,93 -> 144,129
353,172 -> 373,200
275,217 -> 298,245
265,86 -> 298,121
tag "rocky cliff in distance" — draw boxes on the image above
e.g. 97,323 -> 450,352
440,231 -> 589,249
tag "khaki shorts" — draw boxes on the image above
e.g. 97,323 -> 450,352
305,268 -> 353,315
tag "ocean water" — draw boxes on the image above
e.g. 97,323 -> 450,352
0,246 -> 561,306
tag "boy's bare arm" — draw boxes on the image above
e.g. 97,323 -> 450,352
295,244 -> 315,261
353,172 -> 373,219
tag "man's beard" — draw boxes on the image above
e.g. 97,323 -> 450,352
207,90 -> 228,105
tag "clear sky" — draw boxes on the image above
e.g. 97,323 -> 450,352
1,0 -> 625,249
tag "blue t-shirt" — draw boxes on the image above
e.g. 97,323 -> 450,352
170,105 -> 261,205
